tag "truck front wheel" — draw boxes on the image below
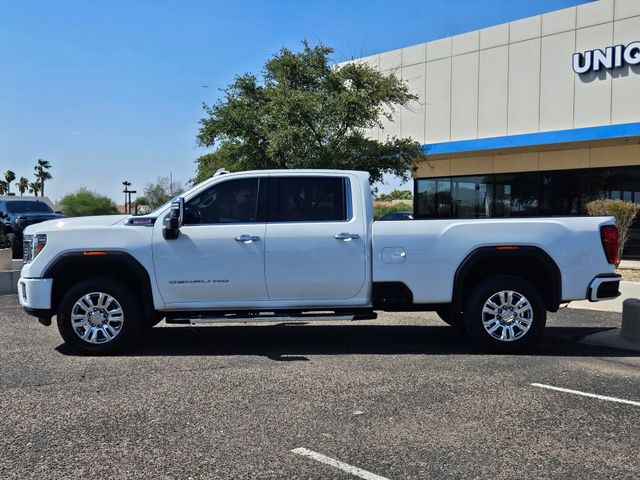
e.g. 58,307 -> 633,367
57,277 -> 142,354
463,275 -> 546,353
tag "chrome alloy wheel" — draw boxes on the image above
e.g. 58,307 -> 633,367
70,292 -> 124,344
481,290 -> 533,342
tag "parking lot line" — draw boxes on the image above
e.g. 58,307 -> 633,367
531,383 -> 640,407
291,447 -> 392,480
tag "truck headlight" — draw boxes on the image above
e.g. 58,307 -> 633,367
23,234 -> 47,263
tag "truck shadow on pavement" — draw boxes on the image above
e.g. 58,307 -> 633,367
56,324 -> 640,358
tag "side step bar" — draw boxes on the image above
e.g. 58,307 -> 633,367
165,310 -> 377,325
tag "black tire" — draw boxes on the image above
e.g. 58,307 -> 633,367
6,233 -> 21,259
436,307 -> 464,328
57,277 -> 142,354
463,275 -> 546,353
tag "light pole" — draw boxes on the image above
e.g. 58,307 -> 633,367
122,181 -> 135,214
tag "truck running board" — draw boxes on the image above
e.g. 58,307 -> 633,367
165,310 -> 377,325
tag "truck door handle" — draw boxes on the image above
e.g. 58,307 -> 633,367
334,232 -> 360,241
234,234 -> 261,243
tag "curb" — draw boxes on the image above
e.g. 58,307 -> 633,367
618,260 -> 640,271
0,270 -> 21,295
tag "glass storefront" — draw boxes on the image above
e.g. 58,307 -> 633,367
415,166 -> 640,257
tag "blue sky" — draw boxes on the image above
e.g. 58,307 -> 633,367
0,0 -> 586,202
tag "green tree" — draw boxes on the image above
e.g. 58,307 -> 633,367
142,176 -> 184,209
374,202 -> 413,220
133,195 -> 148,208
4,170 -> 15,194
59,188 -> 118,217
15,177 -> 28,196
195,42 -> 423,185
132,195 -> 150,215
34,158 -> 52,196
29,180 -> 41,197
375,189 -> 413,202
0,180 -> 7,195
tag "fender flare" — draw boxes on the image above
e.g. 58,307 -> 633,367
452,246 -> 562,312
43,251 -> 155,316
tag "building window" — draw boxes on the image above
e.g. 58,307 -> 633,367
539,170 -> 590,216
494,173 -> 540,217
414,166 -> 640,258
416,178 -> 452,218
592,167 -> 640,206
451,176 -> 493,218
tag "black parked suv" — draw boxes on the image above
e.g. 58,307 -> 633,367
0,199 -> 64,259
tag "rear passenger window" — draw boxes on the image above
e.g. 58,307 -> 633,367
271,177 -> 348,222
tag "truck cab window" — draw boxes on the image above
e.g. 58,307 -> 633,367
184,178 -> 259,224
271,177 -> 347,222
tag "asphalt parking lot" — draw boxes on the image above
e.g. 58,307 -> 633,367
1,295 -> 639,480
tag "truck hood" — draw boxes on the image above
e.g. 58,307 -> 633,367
24,215 -> 129,234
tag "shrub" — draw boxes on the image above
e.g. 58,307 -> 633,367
586,199 -> 640,265
59,188 -> 119,217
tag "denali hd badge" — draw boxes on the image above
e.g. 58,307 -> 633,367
573,41 -> 640,74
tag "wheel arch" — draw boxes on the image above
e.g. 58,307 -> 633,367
44,251 -> 155,318
452,246 -> 562,313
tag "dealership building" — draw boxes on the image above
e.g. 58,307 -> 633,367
351,0 -> 640,255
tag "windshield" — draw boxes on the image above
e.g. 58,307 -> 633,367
149,196 -> 180,216
5,201 -> 53,214
148,179 -> 208,215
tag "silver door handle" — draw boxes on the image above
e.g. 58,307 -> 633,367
334,232 -> 360,240
234,235 -> 261,243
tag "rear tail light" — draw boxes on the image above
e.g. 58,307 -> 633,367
600,225 -> 619,265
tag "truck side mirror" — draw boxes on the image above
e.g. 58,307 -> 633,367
163,197 -> 184,240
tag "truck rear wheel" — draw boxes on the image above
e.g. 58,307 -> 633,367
57,277 -> 142,354
463,275 -> 546,353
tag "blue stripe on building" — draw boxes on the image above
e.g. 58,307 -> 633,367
422,122 -> 640,156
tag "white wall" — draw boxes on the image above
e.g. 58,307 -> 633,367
356,0 -> 640,145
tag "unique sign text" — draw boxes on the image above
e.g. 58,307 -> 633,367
573,41 -> 640,74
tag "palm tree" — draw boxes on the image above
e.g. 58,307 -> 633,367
4,170 -> 15,194
34,158 -> 52,196
29,180 -> 41,197
0,180 -> 7,195
15,177 -> 28,196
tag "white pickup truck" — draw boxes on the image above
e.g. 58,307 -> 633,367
18,169 -> 621,354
